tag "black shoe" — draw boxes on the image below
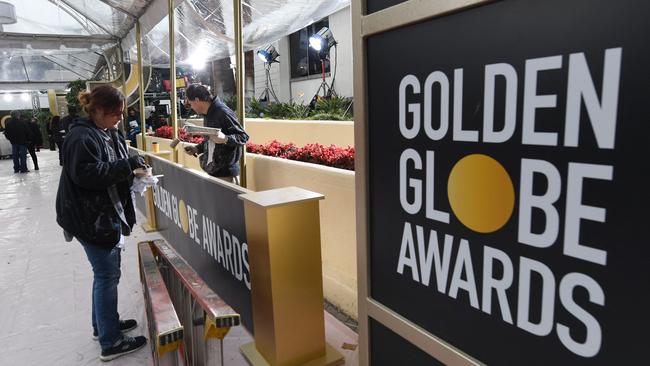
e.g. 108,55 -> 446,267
100,335 -> 147,362
93,319 -> 138,340
19,170 -> 29,173
35,167 -> 39,170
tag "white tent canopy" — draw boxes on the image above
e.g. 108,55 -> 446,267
0,0 -> 349,84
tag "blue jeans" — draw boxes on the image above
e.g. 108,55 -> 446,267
80,241 -> 122,350
12,144 -> 27,172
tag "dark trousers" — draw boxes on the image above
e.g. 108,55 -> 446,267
28,144 -> 39,170
55,140 -> 64,165
12,144 -> 28,173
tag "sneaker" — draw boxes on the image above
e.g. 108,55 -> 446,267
100,335 -> 147,362
93,319 -> 138,340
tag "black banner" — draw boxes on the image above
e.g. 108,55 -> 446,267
147,155 -> 253,331
366,0 -> 408,15
366,0 -> 649,364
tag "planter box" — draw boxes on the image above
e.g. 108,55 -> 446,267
246,153 -> 358,319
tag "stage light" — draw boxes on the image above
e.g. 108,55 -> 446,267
185,42 -> 208,70
3,93 -> 13,102
257,45 -> 279,64
257,45 -> 280,102
309,27 -> 336,55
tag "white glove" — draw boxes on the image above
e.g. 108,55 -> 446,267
209,130 -> 228,144
131,175 -> 159,196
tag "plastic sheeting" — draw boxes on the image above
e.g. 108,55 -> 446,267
0,0 -> 150,83
0,53 -> 101,82
122,0 -> 350,67
0,51 -> 103,82
0,0 -> 149,37
0,0 -> 350,81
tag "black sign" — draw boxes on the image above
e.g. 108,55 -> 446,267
147,155 -> 253,331
366,0 -> 649,364
366,0 -> 408,15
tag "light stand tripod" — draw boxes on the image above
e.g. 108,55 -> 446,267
313,58 -> 337,100
309,44 -> 338,110
258,63 -> 279,103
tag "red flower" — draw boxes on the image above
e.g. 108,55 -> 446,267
154,126 -> 205,144
246,140 -> 354,171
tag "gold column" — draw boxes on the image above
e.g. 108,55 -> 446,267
118,45 -> 127,135
168,0 -> 179,162
47,89 -> 59,116
136,19 -> 147,152
239,187 -> 343,366
233,0 -> 246,187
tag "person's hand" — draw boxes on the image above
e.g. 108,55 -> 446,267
209,130 -> 228,144
128,155 -> 146,170
184,144 -> 199,156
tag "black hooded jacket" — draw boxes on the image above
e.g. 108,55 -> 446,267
56,118 -> 136,248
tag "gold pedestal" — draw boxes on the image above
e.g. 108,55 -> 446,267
241,342 -> 344,366
239,187 -> 344,366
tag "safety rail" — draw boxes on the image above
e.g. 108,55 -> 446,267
149,239 -> 241,366
138,241 -> 184,366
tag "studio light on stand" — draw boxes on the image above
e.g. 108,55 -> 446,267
308,27 -> 337,106
256,44 -> 280,103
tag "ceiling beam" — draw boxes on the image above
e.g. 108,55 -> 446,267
0,32 -> 117,51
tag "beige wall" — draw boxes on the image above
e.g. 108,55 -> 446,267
246,154 -> 357,318
245,118 -> 354,148
181,118 -> 353,148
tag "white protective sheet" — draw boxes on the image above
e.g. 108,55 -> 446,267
0,0 -> 349,82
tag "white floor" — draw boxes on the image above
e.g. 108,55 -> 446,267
0,149 -> 155,365
0,149 -> 358,366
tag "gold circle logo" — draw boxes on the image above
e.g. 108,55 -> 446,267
447,154 -> 515,233
179,200 -> 189,234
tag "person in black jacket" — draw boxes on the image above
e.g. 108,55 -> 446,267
27,118 -> 43,170
3,110 -> 30,173
55,85 -> 148,361
49,115 -> 66,165
183,84 -> 249,184
60,105 -> 78,134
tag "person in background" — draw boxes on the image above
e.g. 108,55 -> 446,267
61,105 -> 78,134
49,115 -> 65,165
183,84 -> 249,184
127,108 -> 140,126
55,85 -> 148,362
4,110 -> 30,173
126,120 -> 141,147
27,117 -> 43,170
